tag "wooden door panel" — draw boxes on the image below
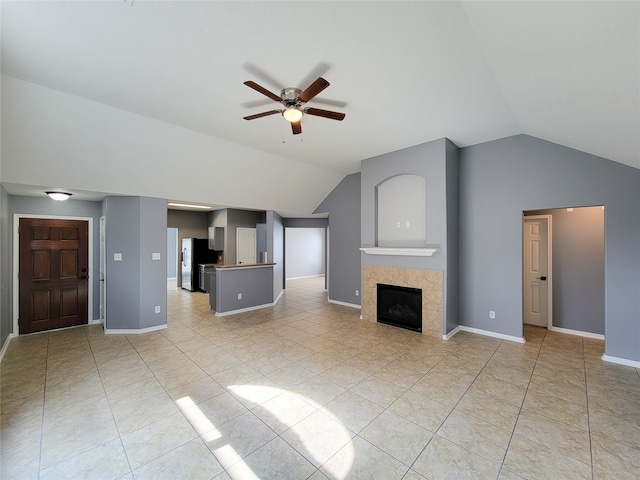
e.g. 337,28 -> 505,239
31,291 -> 51,320
32,250 -> 51,280
60,250 -> 78,279
61,288 -> 79,317
19,218 -> 89,334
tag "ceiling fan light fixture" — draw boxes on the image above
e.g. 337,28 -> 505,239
46,191 -> 72,201
283,107 -> 303,123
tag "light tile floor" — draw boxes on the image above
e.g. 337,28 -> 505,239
1,276 -> 639,479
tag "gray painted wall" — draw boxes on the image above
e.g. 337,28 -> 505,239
167,228 -> 178,278
526,207 -> 605,335
360,138 -> 459,332
283,218 -> 329,228
314,173 -> 361,306
285,228 -> 325,279
9,195 -> 103,321
216,267 -> 274,313
445,141 -> 460,333
267,211 -> 284,300
207,209 -> 265,265
459,135 -> 640,361
139,197 -> 168,329
104,196 -> 167,331
0,186 -> 10,350
361,139 -> 449,270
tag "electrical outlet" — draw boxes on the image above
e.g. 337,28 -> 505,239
355,290 -> 359,296
238,293 -> 242,300
406,221 -> 411,228
489,310 -> 496,319
155,306 -> 161,314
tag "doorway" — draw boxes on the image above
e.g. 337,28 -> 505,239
18,217 -> 89,334
523,207 -> 605,337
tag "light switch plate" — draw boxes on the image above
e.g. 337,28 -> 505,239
152,253 -> 161,260
114,253 -> 122,261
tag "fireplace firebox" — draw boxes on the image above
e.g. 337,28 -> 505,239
376,283 -> 422,332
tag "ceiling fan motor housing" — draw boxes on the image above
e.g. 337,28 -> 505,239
281,88 -> 302,107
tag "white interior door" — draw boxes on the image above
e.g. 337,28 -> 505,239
237,227 -> 257,265
523,216 -> 551,327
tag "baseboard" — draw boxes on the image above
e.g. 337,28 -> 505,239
286,274 -> 324,280
443,325 -> 462,340
327,298 -> 361,309
452,325 -> 525,343
89,318 -> 103,325
548,326 -> 604,340
0,333 -> 16,364
273,290 -> 284,306
105,324 -> 167,335
215,303 -> 274,317
602,354 -> 640,368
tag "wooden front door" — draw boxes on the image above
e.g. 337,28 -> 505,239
19,218 -> 89,334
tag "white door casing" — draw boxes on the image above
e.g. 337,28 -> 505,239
99,215 -> 106,325
523,216 -> 552,328
236,227 -> 257,265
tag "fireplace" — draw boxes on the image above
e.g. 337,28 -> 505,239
377,283 -> 422,332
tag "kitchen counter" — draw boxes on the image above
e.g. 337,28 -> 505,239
208,263 -> 276,316
214,263 -> 276,270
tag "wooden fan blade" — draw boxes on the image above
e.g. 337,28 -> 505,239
244,81 -> 282,102
298,77 -> 330,103
304,107 -> 345,121
291,121 -> 302,135
243,110 -> 282,120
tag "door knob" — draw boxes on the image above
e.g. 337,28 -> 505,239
536,276 -> 547,281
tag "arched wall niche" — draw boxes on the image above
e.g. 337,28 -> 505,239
375,174 -> 426,247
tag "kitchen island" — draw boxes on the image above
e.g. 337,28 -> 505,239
208,263 -> 276,316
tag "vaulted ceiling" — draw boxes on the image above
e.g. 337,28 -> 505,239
1,1 -> 638,215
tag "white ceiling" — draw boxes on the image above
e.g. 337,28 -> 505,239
1,1 -> 638,211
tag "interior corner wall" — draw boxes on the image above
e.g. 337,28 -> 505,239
0,185 -> 11,349
139,197 -> 168,329
445,139 -> 460,334
104,197 -> 142,330
459,134 -> 640,361
314,173 -> 361,306
267,210 -> 284,301
104,196 -> 168,331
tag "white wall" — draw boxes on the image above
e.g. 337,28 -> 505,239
285,228 -> 325,279
1,76 -> 344,216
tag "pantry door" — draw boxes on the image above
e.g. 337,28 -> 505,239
19,218 -> 89,334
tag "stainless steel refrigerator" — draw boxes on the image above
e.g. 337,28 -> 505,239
181,238 -> 217,291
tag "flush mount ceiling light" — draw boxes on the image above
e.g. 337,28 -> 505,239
46,191 -> 72,201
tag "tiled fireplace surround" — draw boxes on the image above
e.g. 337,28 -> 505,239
362,265 -> 443,336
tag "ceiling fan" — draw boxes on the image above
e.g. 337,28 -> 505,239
243,77 -> 345,135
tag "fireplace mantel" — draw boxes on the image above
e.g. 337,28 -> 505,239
359,247 -> 439,257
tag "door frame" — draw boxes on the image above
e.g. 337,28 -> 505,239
13,214 -> 95,335
523,214 -> 553,330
